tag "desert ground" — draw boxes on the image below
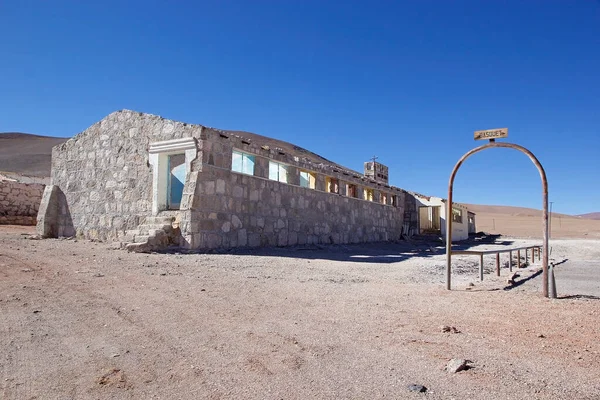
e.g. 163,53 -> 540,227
1,224 -> 599,400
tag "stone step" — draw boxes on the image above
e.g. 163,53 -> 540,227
145,216 -> 175,225
134,235 -> 150,244
126,242 -> 149,253
137,224 -> 173,233
120,234 -> 135,243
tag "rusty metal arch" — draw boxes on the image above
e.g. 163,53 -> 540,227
445,142 -> 550,297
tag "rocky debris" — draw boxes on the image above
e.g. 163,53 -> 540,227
445,358 -> 473,373
407,384 -> 427,393
441,325 -> 461,334
97,368 -> 128,388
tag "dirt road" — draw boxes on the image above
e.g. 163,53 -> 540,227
1,226 -> 599,399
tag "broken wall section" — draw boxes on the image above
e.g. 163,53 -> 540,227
0,181 -> 45,225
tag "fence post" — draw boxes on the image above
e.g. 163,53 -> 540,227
479,254 -> 484,281
496,253 -> 500,276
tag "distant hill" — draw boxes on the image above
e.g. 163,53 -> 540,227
464,203 -> 600,239
577,212 -> 600,220
0,132 -> 68,177
464,204 -> 574,219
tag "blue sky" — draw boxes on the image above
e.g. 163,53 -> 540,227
1,1 -> 599,215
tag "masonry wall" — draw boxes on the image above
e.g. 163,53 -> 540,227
41,109 -> 414,248
45,110 -> 202,240
182,129 -> 407,249
0,181 -> 45,225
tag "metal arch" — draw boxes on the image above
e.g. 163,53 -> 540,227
445,142 -> 550,297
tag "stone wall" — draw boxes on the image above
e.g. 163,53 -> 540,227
182,128 -> 407,249
0,181 -> 45,225
44,110 -> 203,240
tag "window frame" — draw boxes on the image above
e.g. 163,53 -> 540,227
380,192 -> 388,205
346,183 -> 358,198
452,207 -> 463,224
326,177 -> 340,194
269,160 -> 288,183
299,170 -> 316,189
231,150 -> 255,176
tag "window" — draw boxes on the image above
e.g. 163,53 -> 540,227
269,161 -> 288,183
326,177 -> 339,194
364,188 -> 374,201
346,183 -> 358,198
299,170 -> 316,189
452,208 -> 463,223
391,195 -> 397,207
380,192 -> 388,205
232,150 -> 255,175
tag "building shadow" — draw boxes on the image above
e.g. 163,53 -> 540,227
171,240 -> 442,264
453,233 -> 515,251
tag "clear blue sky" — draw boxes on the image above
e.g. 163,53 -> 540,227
1,1 -> 599,215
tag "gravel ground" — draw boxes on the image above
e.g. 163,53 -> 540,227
1,226 -> 599,400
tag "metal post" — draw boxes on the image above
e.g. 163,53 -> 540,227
446,198 -> 453,290
446,141 -> 549,297
549,263 -> 557,298
479,253 -> 484,281
525,247 -> 528,264
517,250 -> 521,268
496,253 -> 500,276
509,251 -> 513,272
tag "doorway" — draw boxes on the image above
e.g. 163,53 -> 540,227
419,206 -> 441,234
167,153 -> 186,209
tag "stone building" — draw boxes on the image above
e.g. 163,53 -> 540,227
38,110 -> 423,251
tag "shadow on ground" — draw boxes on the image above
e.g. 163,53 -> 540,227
166,240 -> 445,264
150,233 -> 517,264
454,233 -> 515,251
503,269 -> 543,291
558,294 -> 600,300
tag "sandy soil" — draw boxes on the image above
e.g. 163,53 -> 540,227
1,225 -> 599,399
